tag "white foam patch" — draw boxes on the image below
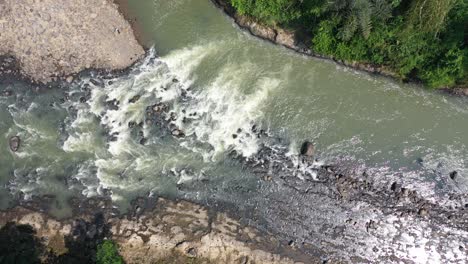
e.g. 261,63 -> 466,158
63,108 -> 98,153
162,42 -> 220,85
59,42 -> 282,197
171,64 -> 279,160
69,162 -> 101,197
9,167 -> 47,200
59,46 -> 217,195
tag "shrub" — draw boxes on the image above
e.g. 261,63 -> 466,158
96,240 -> 124,264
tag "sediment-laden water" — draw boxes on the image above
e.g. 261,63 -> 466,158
1,0 -> 467,262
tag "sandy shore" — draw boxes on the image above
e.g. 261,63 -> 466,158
0,0 -> 144,83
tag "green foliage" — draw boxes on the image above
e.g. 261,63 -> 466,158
419,47 -> 466,88
230,0 -> 302,24
328,0 -> 392,40
312,19 -> 339,55
229,0 -> 467,88
229,0 -> 327,25
406,0 -> 457,35
96,240 -> 124,264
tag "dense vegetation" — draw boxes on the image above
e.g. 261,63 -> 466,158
229,0 -> 467,88
96,240 -> 124,264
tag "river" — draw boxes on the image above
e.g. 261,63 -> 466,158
1,0 -> 467,262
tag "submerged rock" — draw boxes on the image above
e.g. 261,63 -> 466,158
128,95 -> 141,104
9,136 -> 21,152
171,129 -> 185,138
416,157 -> 424,165
106,99 -> 120,110
151,103 -> 166,113
300,141 -> 314,157
1,90 -> 13,97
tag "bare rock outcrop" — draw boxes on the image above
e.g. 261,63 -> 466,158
0,198 -> 313,264
0,0 -> 145,83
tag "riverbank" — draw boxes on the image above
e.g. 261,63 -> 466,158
0,0 -> 145,84
0,196 -> 320,264
210,0 -> 468,95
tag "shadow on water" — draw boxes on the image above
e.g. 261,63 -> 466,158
0,213 -> 111,264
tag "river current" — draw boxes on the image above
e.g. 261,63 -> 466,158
1,0 -> 467,262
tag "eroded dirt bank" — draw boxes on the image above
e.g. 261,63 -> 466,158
0,0 -> 145,83
0,197 -> 320,264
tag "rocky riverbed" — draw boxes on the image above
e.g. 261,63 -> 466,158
0,0 -> 144,83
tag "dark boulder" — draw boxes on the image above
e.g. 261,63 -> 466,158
106,99 -> 119,110
171,129 -> 185,138
449,171 -> 457,180
300,141 -> 314,157
416,157 -> 424,165
9,136 -> 21,152
128,95 -> 141,103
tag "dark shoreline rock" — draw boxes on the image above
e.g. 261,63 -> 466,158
300,141 -> 315,157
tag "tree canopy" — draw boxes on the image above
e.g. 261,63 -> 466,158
230,0 -> 467,88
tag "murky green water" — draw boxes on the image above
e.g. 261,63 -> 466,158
125,0 -> 468,192
0,0 -> 467,261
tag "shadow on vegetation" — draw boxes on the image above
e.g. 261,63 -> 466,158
0,213 -> 111,264
0,222 -> 43,264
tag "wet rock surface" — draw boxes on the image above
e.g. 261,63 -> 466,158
9,136 -> 20,152
0,0 -> 145,83
231,138 -> 468,263
300,141 -> 315,157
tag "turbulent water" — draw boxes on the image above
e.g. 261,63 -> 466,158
1,0 -> 467,262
